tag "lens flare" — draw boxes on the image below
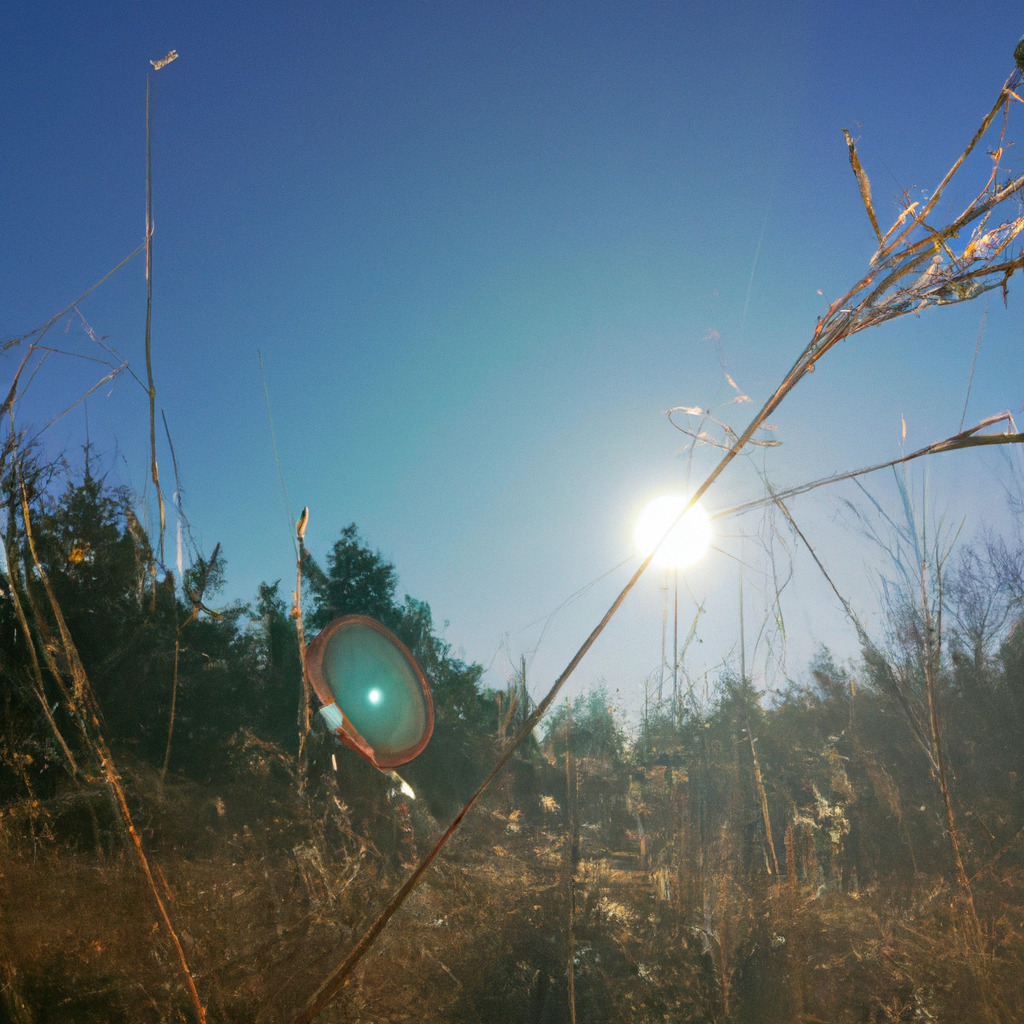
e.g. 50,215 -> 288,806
306,615 -> 434,768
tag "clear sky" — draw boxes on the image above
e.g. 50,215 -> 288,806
5,2 -> 1024,717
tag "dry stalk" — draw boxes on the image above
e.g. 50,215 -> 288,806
2,242 -> 146,356
496,655 -> 528,744
0,491 -> 82,776
2,454 -> 97,763
564,701 -> 578,1024
724,413 -> 1024,523
674,71 -> 1024,519
4,575 -> 80,775
286,546 -> 656,1024
716,869 -> 732,1019
294,507 -> 313,790
286,54 -> 1024,1024
775,489 -> 996,1010
144,78 -> 166,569
14,469 -> 207,1024
917,550 -> 984,954
161,542 -> 222,789
745,720 -> 780,877
162,407 -> 190,578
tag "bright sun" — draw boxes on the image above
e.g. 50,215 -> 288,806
634,495 -> 712,569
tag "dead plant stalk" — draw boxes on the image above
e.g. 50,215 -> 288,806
144,77 -> 166,570
15,471 -> 207,1023
286,58 -> 1024,1023
919,551 -> 983,952
294,507 -> 313,791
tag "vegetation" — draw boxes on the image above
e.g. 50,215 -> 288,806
4,37 -> 1024,1024
1,459 -> 1023,1023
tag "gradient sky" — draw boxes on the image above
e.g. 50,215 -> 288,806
5,2 -> 1024,718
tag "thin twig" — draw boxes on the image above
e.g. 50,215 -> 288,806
773,493 -> 935,765
144,77 -> 166,566
294,507 -> 312,790
958,305 -> 988,433
918,548 -> 984,955
564,701 -> 578,1024
161,543 -> 221,788
719,414 -> 1024,522
1,242 -> 147,353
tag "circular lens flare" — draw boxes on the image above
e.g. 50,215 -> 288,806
312,618 -> 433,764
635,495 -> 711,569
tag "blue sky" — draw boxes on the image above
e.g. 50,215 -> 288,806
4,2 -> 1024,715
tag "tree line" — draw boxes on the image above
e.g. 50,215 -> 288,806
4,450 -> 1024,1020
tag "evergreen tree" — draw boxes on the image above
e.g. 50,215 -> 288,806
307,523 -> 400,631
304,523 -> 496,816
247,580 -> 304,749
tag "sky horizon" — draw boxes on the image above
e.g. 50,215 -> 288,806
5,2 -> 1024,720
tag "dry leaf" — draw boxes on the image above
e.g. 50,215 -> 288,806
875,201 -> 920,258
150,50 -> 179,71
843,128 -> 883,245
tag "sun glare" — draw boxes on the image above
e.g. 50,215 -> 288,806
634,495 -> 711,569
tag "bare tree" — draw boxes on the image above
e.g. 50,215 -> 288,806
947,532 -> 1024,682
